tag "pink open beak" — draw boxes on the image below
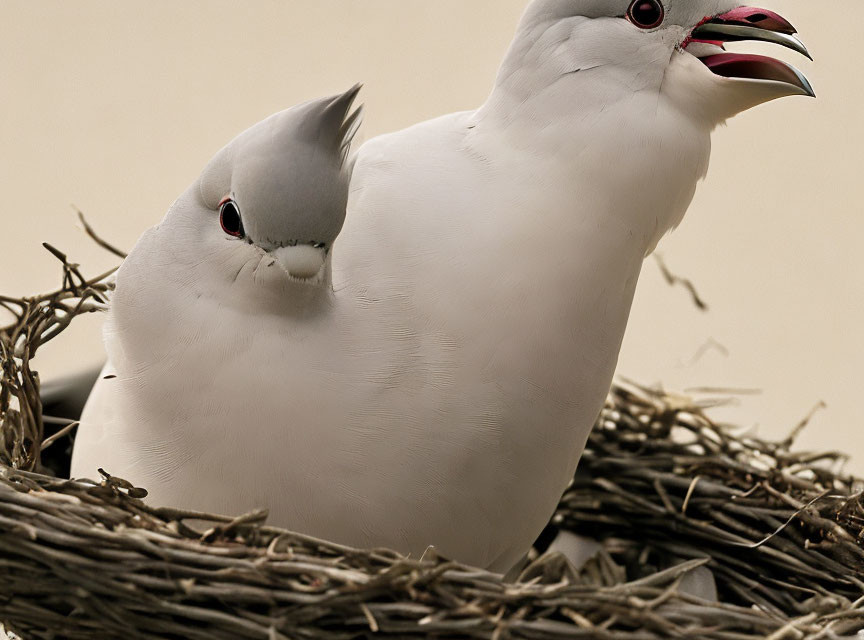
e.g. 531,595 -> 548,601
706,7 -> 798,35
685,6 -> 814,97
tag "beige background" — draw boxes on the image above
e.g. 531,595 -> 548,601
1,1 -> 861,472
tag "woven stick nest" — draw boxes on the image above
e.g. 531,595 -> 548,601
1,243 -> 863,639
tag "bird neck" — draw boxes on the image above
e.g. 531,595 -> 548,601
481,15 -> 678,123
470,25 -> 712,255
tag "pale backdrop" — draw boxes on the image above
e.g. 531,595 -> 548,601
1,1 -> 861,471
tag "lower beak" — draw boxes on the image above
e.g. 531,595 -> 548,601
270,244 -> 328,281
687,7 -> 815,98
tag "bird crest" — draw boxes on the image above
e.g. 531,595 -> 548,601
290,84 -> 364,166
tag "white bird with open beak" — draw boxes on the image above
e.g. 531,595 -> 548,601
72,0 -> 813,575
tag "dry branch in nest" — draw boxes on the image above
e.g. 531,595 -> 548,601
1,244 -> 863,639
0,243 -> 114,472
559,385 -> 864,630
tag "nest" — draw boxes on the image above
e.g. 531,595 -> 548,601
1,244 -> 863,639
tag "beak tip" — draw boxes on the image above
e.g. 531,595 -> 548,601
796,38 -> 814,61
789,67 -> 816,98
799,79 -> 816,98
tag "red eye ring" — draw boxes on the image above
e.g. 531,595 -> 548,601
627,0 -> 665,29
219,199 -> 245,238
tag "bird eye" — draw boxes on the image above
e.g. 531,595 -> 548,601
219,199 -> 244,238
627,0 -> 665,29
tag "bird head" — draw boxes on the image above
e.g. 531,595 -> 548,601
151,85 -> 362,304
501,0 -> 813,125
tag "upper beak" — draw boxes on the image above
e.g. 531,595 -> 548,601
692,8 -> 811,60
270,244 -> 328,281
687,7 -> 814,98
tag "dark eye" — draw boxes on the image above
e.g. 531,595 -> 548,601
627,0 -> 665,29
219,199 -> 244,238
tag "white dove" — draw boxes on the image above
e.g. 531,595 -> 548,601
72,0 -> 813,574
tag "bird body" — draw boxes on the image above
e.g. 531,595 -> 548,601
72,0 -> 814,573
327,55 -> 714,571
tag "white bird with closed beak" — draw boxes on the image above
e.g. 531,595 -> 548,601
72,0 -> 813,575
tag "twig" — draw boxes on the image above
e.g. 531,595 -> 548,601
40,421 -> 79,452
688,338 -> 730,366
682,476 -> 702,515
783,402 -> 828,449
654,253 -> 708,312
75,207 -> 128,259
